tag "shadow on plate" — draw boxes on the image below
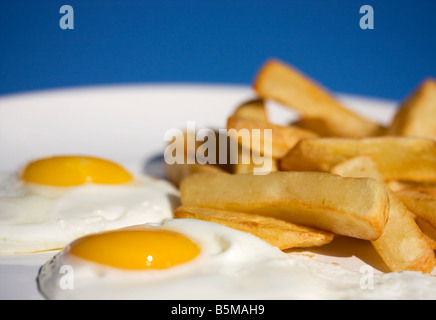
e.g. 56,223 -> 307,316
286,235 -> 391,273
143,153 -> 181,211
143,153 -> 167,180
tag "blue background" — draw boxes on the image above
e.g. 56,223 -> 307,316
1,0 -> 435,101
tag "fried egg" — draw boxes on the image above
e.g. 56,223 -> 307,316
37,219 -> 436,300
0,156 -> 179,254
37,219 -> 322,299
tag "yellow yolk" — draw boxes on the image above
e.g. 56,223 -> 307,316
21,156 -> 133,187
69,228 -> 201,270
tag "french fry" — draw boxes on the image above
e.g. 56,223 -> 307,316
387,180 -> 413,192
388,78 -> 436,139
227,97 -> 315,172
387,180 -> 436,194
227,99 -> 274,174
372,192 -> 436,273
395,187 -> 436,230
232,98 -> 269,121
415,217 -> 436,251
332,156 -> 436,273
174,206 -> 334,250
232,146 -> 278,175
331,156 -> 384,181
280,137 -> 436,182
180,171 -> 390,241
166,162 -> 227,187
253,59 -> 384,138
292,117 -> 337,137
226,115 -> 318,159
165,129 -> 231,186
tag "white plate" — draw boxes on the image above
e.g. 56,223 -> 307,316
0,84 -> 399,300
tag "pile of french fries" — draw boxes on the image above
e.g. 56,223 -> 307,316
167,59 -> 436,274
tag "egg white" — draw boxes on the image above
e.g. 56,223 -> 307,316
37,219 -> 436,300
0,173 -> 179,254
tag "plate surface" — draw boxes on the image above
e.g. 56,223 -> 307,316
0,84 -> 399,299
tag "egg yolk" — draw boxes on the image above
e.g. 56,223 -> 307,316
21,156 -> 133,187
69,228 -> 201,270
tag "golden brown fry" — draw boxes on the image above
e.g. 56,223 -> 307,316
174,206 -> 334,250
331,156 -> 436,273
395,187 -> 436,230
232,98 -> 269,121
415,217 -> 436,251
180,171 -> 389,241
166,162 -> 227,187
253,59 -> 384,138
387,180 -> 412,192
227,97 -> 316,170
232,146 -> 278,175
371,192 -> 436,273
292,117 -> 337,137
388,78 -> 436,139
280,137 -> 436,182
227,98 -> 277,174
165,129 -> 231,186
387,180 -> 436,194
226,115 -> 318,159
331,156 -> 384,181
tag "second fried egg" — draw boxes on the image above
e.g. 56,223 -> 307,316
0,156 -> 179,254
